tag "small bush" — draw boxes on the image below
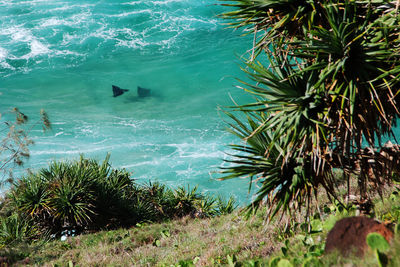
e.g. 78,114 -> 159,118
4,155 -> 236,239
0,213 -> 38,248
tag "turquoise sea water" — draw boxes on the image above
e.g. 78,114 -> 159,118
0,0 -> 255,203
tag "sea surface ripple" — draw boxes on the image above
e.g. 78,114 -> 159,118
0,0 -> 254,203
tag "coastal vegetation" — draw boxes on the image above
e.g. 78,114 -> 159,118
1,184 -> 400,266
1,0 -> 400,266
0,108 -> 50,187
0,156 -> 235,263
220,0 -> 400,219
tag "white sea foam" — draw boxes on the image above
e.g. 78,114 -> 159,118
40,17 -> 64,27
106,9 -> 153,18
114,121 -> 137,128
0,47 -> 7,60
0,26 -> 51,60
123,0 -> 188,6
51,4 -> 95,12
120,160 -> 160,169
176,167 -> 203,178
53,49 -> 84,57
31,148 -> 101,156
11,27 -> 33,42
61,33 -> 79,45
40,11 -> 92,28
0,47 -> 14,70
0,0 -> 251,204
30,141 -> 122,156
28,39 -> 50,57
0,0 -> 221,73
54,131 -> 64,137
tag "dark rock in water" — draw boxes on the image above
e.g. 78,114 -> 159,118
325,216 -> 393,257
137,86 -> 150,97
112,85 -> 129,97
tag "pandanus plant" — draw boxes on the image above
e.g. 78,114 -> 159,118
221,0 -> 400,219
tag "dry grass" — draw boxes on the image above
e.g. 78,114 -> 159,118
18,209 -> 280,266
9,177 -> 400,266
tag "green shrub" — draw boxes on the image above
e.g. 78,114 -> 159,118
367,233 -> 390,267
0,213 -> 38,248
221,0 -> 400,220
10,155 -> 132,236
5,155 -> 236,238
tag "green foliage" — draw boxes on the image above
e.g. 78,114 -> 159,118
366,233 -> 390,252
173,185 -> 202,217
376,251 -> 389,267
4,155 -> 237,239
301,257 -> 322,267
221,0 -> 400,219
367,233 -> 390,267
0,213 -> 38,248
277,259 -> 293,267
217,195 -> 237,215
10,155 -> 131,235
376,187 -> 400,223
3,195 -> 399,266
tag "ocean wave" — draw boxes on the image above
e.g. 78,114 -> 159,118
0,46 -> 14,70
0,0 -> 223,74
122,0 -> 191,7
24,39 -> 50,58
51,3 -> 96,12
106,9 -> 153,18
0,23 -> 84,71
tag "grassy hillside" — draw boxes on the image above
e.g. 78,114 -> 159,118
1,154 -> 400,266
4,187 -> 400,266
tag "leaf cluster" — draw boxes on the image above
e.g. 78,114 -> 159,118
221,0 -> 400,219
1,155 -> 236,243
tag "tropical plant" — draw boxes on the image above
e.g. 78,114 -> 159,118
366,233 -> 390,267
217,195 -> 237,215
9,155 -> 133,236
0,213 -> 38,248
136,181 -> 176,219
221,0 -> 400,219
173,185 -> 203,217
6,156 -> 237,238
